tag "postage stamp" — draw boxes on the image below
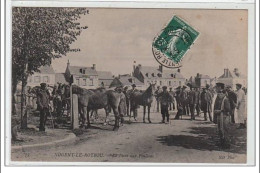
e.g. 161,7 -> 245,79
152,15 -> 200,68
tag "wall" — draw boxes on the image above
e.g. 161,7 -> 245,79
27,73 -> 55,87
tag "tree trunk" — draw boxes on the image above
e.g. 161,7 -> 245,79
12,77 -> 18,115
20,77 -> 28,129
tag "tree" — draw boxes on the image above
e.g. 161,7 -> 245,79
12,7 -> 88,128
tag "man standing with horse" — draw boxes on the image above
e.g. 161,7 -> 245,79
155,86 -> 162,112
129,84 -> 139,120
157,86 -> 172,123
36,83 -> 51,131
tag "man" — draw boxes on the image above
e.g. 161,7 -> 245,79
180,85 -> 189,115
174,86 -> 183,120
214,82 -> 231,148
226,85 -> 237,124
129,84 -> 138,120
123,86 -> 130,116
36,83 -> 51,131
168,87 -> 175,111
188,84 -> 198,120
236,83 -> 246,129
157,86 -> 172,123
200,85 -> 213,121
155,86 -> 162,112
194,86 -> 201,116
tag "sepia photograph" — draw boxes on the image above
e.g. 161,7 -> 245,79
7,4 -> 255,165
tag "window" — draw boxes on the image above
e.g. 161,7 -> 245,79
160,81 -> 162,86
179,81 -> 182,86
28,76 -> 32,83
34,76 -> 40,83
146,73 -> 149,77
168,81 -> 171,86
89,78 -> 94,86
76,79 -> 79,85
152,73 -> 155,77
83,79 -> 87,86
43,76 -> 49,83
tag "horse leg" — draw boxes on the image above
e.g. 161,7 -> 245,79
104,107 -> 109,125
112,107 -> 119,131
86,107 -> 91,128
148,106 -> 152,123
143,106 -> 146,123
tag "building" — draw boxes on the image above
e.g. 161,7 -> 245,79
217,68 -> 247,90
194,73 -> 211,88
27,65 -> 56,87
132,64 -> 185,88
109,74 -> 144,89
64,60 -> 98,89
97,71 -> 114,88
55,73 -> 68,85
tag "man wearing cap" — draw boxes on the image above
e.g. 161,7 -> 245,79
214,82 -> 231,148
200,84 -> 213,121
235,83 -> 246,129
194,86 -> 201,116
174,86 -> 183,119
188,84 -> 198,120
157,86 -> 172,123
226,85 -> 237,123
169,87 -> 175,111
123,86 -> 130,116
180,86 -> 189,116
36,83 -> 51,131
129,84 -> 138,120
155,86 -> 162,112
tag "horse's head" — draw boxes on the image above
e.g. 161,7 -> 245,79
145,83 -> 156,96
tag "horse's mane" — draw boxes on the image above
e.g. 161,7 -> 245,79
72,85 -> 93,95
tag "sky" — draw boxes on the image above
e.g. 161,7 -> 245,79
52,8 -> 248,79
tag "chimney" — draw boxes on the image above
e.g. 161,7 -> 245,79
92,64 -> 96,70
177,68 -> 181,73
224,69 -> 228,77
197,73 -> 200,78
234,68 -> 239,76
67,60 -> 70,67
133,61 -> 136,72
159,65 -> 163,73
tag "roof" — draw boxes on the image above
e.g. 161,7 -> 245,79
68,66 -> 98,76
196,74 -> 211,79
55,73 -> 68,84
97,71 -> 113,79
138,66 -> 185,79
118,76 -> 144,86
38,65 -> 55,74
219,69 -> 245,79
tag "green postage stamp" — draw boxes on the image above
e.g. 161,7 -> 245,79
152,15 -> 200,68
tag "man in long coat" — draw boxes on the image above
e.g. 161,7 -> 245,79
214,82 -> 231,148
157,86 -> 172,123
200,85 -> 213,121
37,83 -> 51,131
168,87 -> 175,111
188,84 -> 199,120
235,83 -> 246,129
226,85 -> 237,123
155,86 -> 162,112
180,86 -> 189,115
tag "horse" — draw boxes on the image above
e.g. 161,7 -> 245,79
129,83 -> 156,123
63,85 -> 126,130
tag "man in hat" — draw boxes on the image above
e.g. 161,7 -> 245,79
194,86 -> 201,116
155,86 -> 162,112
129,84 -> 138,120
226,85 -> 237,123
188,84 -> 198,120
235,83 -> 246,129
180,85 -> 189,116
157,86 -> 172,123
168,87 -> 175,111
214,82 -> 231,148
174,86 -> 183,119
36,83 -> 51,131
200,85 -> 213,121
123,86 -> 130,116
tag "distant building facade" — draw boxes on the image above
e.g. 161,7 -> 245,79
27,65 -> 56,87
65,61 -> 98,89
109,74 -> 144,89
217,68 -> 247,90
97,71 -> 114,87
195,73 -> 211,88
132,64 -> 185,88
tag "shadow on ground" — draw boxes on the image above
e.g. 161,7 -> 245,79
157,123 -> 247,154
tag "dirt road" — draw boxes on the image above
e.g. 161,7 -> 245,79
11,110 -> 246,163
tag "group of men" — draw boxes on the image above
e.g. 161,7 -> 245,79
154,84 -> 214,122
153,82 -> 246,148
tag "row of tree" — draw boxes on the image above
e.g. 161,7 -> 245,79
12,7 -> 88,128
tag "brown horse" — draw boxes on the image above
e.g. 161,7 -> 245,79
130,84 -> 156,123
64,85 -> 125,130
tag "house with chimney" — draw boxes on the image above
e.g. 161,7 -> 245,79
64,60 -> 99,89
109,74 -> 144,89
217,68 -> 247,90
132,64 -> 185,88
27,65 -> 56,87
97,71 -> 114,87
